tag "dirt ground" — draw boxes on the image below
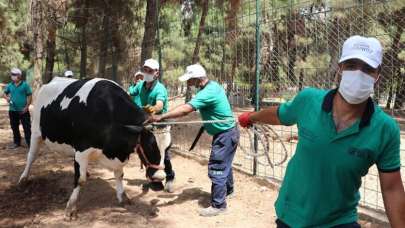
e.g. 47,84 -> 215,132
0,101 -> 387,228
0,103 -> 278,228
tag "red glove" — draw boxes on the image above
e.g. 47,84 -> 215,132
238,112 -> 254,128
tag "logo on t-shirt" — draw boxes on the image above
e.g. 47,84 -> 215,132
347,147 -> 373,159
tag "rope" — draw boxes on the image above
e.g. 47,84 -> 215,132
150,118 -> 236,126
147,118 -> 289,167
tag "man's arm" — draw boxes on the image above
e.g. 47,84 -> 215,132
239,106 -> 282,127
128,84 -> 139,96
22,95 -> 32,113
152,104 -> 194,122
2,85 -> 10,103
379,171 -> 405,227
2,93 -> 10,103
152,100 -> 164,113
250,106 -> 282,125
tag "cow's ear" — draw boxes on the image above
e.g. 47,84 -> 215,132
124,125 -> 144,134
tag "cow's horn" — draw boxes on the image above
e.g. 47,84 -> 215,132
125,125 -> 143,134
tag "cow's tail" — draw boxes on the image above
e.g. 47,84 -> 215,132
18,134 -> 43,184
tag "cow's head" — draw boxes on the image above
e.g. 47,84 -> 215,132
125,125 -> 166,181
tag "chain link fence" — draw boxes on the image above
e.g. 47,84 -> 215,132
154,0 -> 405,215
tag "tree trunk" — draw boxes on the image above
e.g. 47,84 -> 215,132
186,0 -> 209,102
392,26 -> 404,109
79,0 -> 89,79
191,0 -> 208,63
286,12 -> 297,85
111,45 -> 118,82
386,83 -> 393,109
44,22 -> 56,83
31,0 -> 45,94
140,0 -> 158,65
268,24 -> 280,91
98,11 -> 109,78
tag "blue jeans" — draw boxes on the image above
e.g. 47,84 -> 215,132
209,127 -> 239,208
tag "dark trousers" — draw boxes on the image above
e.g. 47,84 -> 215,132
9,111 -> 31,146
164,144 -> 175,181
209,127 -> 240,208
276,219 -> 361,228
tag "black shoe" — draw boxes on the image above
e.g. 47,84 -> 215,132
8,144 -> 20,149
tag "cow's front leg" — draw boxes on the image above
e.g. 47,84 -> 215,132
114,168 -> 131,205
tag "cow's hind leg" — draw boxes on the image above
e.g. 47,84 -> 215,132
65,160 -> 81,220
18,134 -> 42,184
114,168 -> 131,205
65,150 -> 90,220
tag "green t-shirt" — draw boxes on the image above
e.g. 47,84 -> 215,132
188,81 -> 235,136
130,80 -> 168,114
4,81 -> 32,111
128,82 -> 142,107
275,88 -> 401,227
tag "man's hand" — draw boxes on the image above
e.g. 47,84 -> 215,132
143,105 -> 156,114
4,96 -> 10,103
149,114 -> 163,123
21,106 -> 29,114
238,112 -> 254,128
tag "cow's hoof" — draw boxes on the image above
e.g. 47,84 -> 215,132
78,176 -> 86,185
64,209 -> 78,221
118,193 -> 132,206
18,175 -> 28,185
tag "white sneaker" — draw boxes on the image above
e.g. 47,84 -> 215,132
199,206 -> 227,217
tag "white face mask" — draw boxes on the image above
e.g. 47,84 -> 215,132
143,73 -> 155,82
11,75 -> 18,82
338,70 -> 375,104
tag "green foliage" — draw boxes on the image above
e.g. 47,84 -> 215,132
0,0 -> 30,83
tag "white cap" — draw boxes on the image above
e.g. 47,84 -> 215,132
179,64 -> 207,82
11,68 -> 22,75
134,71 -> 143,77
64,70 -> 74,77
143,59 -> 159,70
339,35 -> 383,69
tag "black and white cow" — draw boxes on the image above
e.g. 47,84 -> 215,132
18,77 -> 167,218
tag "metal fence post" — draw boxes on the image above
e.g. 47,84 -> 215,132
253,0 -> 261,176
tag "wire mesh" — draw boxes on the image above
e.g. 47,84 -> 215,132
37,0 -> 405,216
162,0 -> 405,214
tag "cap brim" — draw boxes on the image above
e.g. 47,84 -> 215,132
143,64 -> 159,71
339,55 -> 379,69
179,74 -> 192,82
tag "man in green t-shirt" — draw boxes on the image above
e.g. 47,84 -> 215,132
239,36 -> 405,227
130,59 -> 175,193
2,68 -> 32,149
128,71 -> 143,107
150,64 -> 239,217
